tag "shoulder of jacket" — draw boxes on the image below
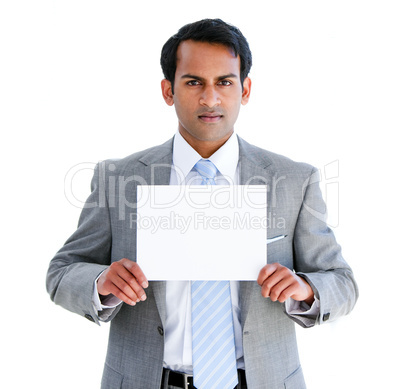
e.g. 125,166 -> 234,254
97,138 -> 174,174
237,136 -> 315,176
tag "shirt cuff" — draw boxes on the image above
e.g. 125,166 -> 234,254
285,296 -> 320,316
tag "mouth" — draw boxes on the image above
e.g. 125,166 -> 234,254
198,112 -> 223,123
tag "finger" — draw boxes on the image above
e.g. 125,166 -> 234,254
98,266 -> 140,306
257,263 -> 279,286
103,279 -> 139,306
112,262 -> 147,302
123,260 -> 149,289
259,265 -> 290,297
104,269 -> 140,302
270,280 -> 298,302
120,260 -> 148,301
261,276 -> 289,299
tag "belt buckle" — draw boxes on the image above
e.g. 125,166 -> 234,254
182,373 -> 192,389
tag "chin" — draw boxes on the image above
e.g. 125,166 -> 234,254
193,129 -> 233,143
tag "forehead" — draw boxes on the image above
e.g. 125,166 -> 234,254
175,40 -> 241,77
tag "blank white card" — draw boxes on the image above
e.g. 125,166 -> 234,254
136,185 -> 267,280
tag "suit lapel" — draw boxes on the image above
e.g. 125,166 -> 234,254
152,281 -> 167,326
138,138 -> 174,186
239,282 -> 254,329
136,138 -> 174,327
237,136 -> 274,328
238,136 -> 273,185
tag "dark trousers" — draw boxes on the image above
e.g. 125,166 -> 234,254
161,368 -> 247,389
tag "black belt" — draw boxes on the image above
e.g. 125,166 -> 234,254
162,368 -> 246,389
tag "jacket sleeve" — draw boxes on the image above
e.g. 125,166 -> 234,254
286,168 -> 359,328
46,162 -> 121,325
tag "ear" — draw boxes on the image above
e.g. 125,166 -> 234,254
161,79 -> 174,106
241,77 -> 251,105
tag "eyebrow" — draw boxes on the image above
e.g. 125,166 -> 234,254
181,73 -> 238,81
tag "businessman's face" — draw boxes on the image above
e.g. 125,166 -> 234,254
162,40 -> 251,154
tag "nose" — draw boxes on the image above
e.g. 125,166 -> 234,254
199,86 -> 221,108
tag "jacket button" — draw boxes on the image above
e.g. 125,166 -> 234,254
84,314 -> 95,322
157,326 -> 164,336
323,312 -> 330,322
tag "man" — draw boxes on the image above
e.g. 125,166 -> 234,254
47,19 -> 358,389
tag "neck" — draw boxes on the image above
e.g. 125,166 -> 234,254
179,129 -> 233,158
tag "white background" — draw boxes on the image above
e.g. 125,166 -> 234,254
1,1 -> 401,388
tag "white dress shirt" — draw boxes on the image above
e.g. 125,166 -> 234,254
93,131 -> 319,374
164,131 -> 243,373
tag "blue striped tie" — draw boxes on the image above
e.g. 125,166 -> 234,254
191,159 -> 238,389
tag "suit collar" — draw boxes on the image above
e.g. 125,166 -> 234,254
136,138 -> 174,187
137,135 -> 272,170
237,136 -> 273,168
237,135 -> 273,185
138,138 -> 174,167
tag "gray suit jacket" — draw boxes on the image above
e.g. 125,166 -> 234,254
46,136 -> 358,389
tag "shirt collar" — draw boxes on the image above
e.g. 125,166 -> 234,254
172,131 -> 239,184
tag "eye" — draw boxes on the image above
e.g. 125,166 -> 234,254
187,80 -> 202,86
218,80 -> 232,86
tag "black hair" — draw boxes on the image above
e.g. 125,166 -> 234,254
160,18 -> 252,94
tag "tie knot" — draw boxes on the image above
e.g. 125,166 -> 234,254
194,159 -> 218,183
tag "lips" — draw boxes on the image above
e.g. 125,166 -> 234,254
198,112 -> 223,123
